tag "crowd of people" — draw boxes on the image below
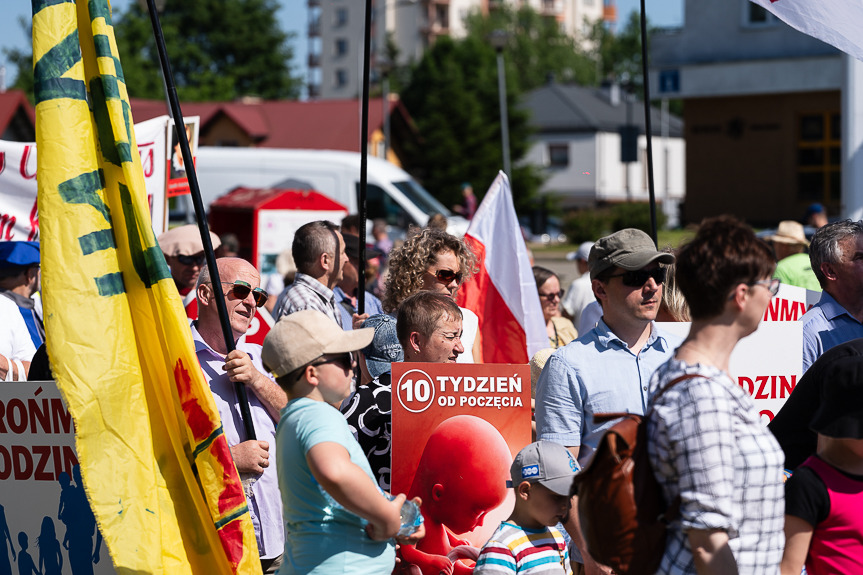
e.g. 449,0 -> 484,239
4,201 -> 863,575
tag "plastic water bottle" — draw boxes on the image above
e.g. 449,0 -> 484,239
382,490 -> 424,537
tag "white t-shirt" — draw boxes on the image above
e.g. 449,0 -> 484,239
0,296 -> 37,363
561,274 -> 594,329
458,307 -> 479,364
576,301 -> 603,336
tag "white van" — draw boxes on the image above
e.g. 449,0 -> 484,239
195,148 -> 469,236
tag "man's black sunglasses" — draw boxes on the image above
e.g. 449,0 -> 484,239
177,254 -> 206,266
207,280 -> 269,308
607,267 -> 666,287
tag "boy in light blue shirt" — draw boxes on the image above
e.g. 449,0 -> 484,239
262,310 -> 423,574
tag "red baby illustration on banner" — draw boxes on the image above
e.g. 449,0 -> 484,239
392,363 -> 532,575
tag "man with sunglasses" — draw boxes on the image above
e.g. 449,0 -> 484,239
192,257 -> 287,573
535,228 -> 682,575
158,224 -> 221,296
275,220 -> 348,328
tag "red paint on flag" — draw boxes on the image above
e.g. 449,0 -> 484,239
174,358 -> 213,441
217,518 -> 245,568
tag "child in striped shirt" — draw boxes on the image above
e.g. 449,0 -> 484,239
474,441 -> 577,575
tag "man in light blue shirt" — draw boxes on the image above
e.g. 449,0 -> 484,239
801,220 -> 863,373
535,228 -> 682,574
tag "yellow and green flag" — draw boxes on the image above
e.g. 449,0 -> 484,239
33,0 -> 261,573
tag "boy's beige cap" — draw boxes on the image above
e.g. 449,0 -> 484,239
262,310 -> 374,377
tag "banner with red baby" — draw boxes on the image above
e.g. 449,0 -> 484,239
391,363 -> 532,574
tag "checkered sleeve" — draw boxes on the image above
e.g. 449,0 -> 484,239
666,377 -> 739,537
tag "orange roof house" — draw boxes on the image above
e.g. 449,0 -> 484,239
130,96 -> 418,167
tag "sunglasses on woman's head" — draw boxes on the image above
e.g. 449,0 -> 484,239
432,269 -> 464,285
216,280 -> 269,308
607,267 -> 667,287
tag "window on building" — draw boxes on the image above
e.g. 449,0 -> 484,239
435,4 -> 449,28
335,69 -> 348,87
548,144 -> 569,167
584,0 -> 594,6
335,8 -> 348,26
797,112 -> 841,203
743,0 -> 777,26
335,38 -> 348,57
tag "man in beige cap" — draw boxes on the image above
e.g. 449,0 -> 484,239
767,220 -> 820,291
157,224 -> 221,296
535,228 -> 683,574
262,310 -> 422,573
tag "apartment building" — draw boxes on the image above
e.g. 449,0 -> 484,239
307,0 -> 614,100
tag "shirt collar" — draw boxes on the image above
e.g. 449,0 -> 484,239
190,320 -> 246,359
594,318 -> 668,353
0,289 -> 35,310
295,272 -> 335,302
333,286 -> 348,301
818,291 -> 858,322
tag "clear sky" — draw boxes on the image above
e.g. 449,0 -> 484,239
1,0 -> 682,97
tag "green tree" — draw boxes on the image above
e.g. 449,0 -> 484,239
587,11 -> 682,114
2,17 -> 34,103
588,12 -> 646,95
400,35 -> 542,213
114,0 -> 302,101
464,5 -> 597,92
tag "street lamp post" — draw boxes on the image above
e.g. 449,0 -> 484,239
489,29 -> 511,181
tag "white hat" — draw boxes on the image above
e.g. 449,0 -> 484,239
566,241 -> 595,262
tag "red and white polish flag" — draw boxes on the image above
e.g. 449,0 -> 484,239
456,172 -> 547,364
750,0 -> 863,61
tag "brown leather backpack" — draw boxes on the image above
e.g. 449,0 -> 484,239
570,374 -> 694,574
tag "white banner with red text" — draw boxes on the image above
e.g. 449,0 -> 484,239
0,381 -> 116,574
0,115 -> 175,242
658,321 -> 802,423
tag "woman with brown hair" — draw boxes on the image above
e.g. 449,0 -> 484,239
647,216 -> 785,575
382,227 -> 480,362
532,266 -> 578,349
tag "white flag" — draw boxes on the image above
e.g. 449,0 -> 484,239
750,0 -> 863,61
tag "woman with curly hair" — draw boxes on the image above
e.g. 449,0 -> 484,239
382,227 -> 480,362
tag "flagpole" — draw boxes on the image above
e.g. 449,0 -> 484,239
640,0 -> 658,247
357,0 -> 373,315
144,0 -> 256,441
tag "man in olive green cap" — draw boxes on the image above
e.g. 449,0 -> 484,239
535,228 -> 683,573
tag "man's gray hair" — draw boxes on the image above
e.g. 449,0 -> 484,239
195,263 -> 212,294
292,220 -> 339,274
809,219 -> 863,288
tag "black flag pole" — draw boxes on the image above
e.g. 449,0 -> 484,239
357,0 -> 373,315
640,0 -> 658,247
145,0 -> 256,440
